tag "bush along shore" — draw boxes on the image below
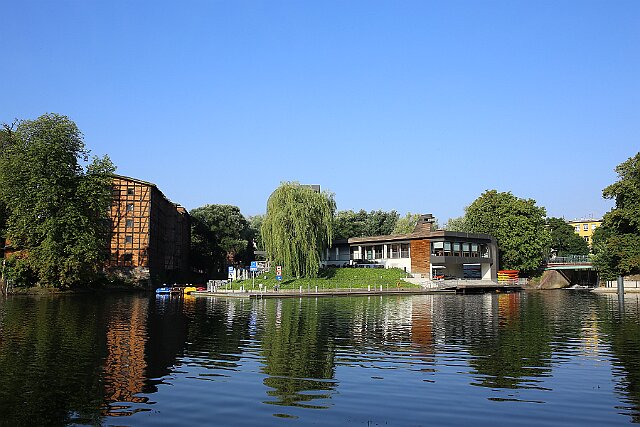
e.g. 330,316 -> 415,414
227,267 -> 419,292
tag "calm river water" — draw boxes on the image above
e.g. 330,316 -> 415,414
0,291 -> 639,426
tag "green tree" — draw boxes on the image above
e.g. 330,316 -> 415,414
190,204 -> 251,277
546,217 -> 589,257
464,190 -> 551,274
444,215 -> 468,232
247,214 -> 264,250
0,113 -> 115,288
364,209 -> 398,236
261,182 -> 335,278
392,212 -> 421,234
333,210 -> 367,240
592,152 -> 640,279
334,209 -> 398,239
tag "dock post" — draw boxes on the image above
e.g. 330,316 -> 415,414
617,276 -> 624,295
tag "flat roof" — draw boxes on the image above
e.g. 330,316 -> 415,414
566,218 -> 602,223
347,230 -> 494,245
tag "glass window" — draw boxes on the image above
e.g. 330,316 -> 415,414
127,188 -> 135,196
575,226 -> 579,232
390,244 -> 401,259
126,203 -> 134,212
444,242 -> 452,256
125,219 -> 134,228
453,243 -> 461,256
125,235 -> 133,244
123,253 -> 133,262
374,245 -> 383,259
462,243 -> 470,257
432,241 -> 444,256
591,224 -> 597,230
471,243 -> 479,257
583,224 -> 588,231
400,243 -> 410,258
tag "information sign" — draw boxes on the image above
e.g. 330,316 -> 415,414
250,261 -> 258,272
276,275 -> 282,281
228,266 -> 235,279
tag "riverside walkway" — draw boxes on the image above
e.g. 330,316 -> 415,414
193,280 -> 522,299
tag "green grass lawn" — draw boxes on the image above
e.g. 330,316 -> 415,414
228,267 -> 419,291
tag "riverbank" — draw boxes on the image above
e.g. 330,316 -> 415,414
229,267 -> 420,292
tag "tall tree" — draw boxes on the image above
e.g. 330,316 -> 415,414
364,210 -> 398,236
464,190 -> 551,274
334,210 -> 367,240
392,212 -> 421,234
190,204 -> 251,277
261,182 -> 335,278
334,209 -> 398,239
592,152 -> 640,279
546,217 -> 589,257
444,216 -> 468,232
0,114 -> 115,288
247,215 -> 264,250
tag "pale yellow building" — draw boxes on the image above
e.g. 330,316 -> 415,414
567,218 -> 602,246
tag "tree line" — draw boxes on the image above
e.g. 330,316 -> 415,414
1,113 -> 638,287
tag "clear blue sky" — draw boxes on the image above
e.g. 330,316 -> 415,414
2,1 -> 638,223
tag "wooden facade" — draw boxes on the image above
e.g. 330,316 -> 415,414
108,175 -> 190,285
410,239 -> 431,274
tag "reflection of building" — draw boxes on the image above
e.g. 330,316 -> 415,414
322,214 -> 498,280
411,296 -> 433,350
567,218 -> 602,246
103,298 -> 149,409
108,175 -> 190,285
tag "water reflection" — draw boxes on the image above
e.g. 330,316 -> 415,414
0,292 -> 639,425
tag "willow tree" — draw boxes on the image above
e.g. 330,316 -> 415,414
261,183 -> 336,278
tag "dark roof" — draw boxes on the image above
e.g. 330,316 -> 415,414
112,174 -> 188,215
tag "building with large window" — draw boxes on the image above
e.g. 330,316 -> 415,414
566,218 -> 602,246
108,175 -> 190,285
322,214 -> 498,280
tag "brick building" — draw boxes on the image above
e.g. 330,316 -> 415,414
108,175 -> 190,285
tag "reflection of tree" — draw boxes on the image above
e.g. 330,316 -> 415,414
597,296 -> 640,422
259,298 -> 337,408
182,298 -> 253,371
0,296 -> 108,425
257,296 -> 417,409
143,296 -> 192,391
467,293 -> 554,389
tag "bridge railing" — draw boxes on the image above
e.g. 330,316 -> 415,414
546,255 -> 592,265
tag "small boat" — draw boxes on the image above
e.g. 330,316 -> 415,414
155,287 -> 171,295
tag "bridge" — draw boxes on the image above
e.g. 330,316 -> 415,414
543,255 -> 597,287
545,255 -> 594,270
